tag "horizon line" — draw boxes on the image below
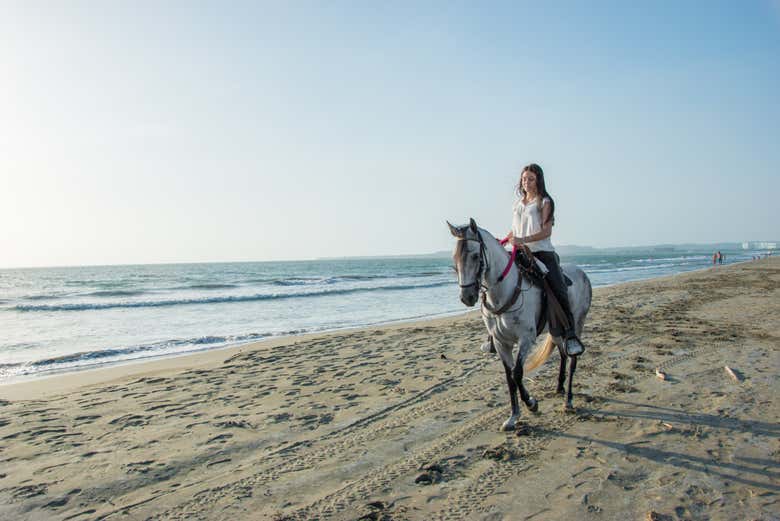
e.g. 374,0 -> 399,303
1,240 -> 773,271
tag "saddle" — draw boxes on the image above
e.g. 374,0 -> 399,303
512,249 -> 572,337
513,249 -> 573,287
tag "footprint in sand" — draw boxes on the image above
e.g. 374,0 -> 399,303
214,419 -> 254,429
10,483 -> 48,500
43,488 -> 81,509
606,468 -> 649,491
109,414 -> 149,429
205,433 -> 233,444
607,381 -> 639,394
73,415 -> 101,425
268,413 -> 291,424
124,460 -> 156,474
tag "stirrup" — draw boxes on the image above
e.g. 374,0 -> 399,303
565,336 -> 585,357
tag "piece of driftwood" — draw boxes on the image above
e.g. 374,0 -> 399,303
724,365 -> 741,382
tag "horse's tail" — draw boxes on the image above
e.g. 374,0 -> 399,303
523,333 -> 556,372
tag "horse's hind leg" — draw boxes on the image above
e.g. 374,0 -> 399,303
557,344 -> 567,395
501,361 -> 520,431
565,355 -> 578,410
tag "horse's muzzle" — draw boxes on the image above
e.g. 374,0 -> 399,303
460,289 -> 479,307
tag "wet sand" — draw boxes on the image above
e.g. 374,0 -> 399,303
1,257 -> 778,520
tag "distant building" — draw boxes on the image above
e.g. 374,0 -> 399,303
742,241 -> 778,250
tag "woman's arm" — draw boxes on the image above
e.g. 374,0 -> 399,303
512,226 -> 551,245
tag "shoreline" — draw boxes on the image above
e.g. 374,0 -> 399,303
0,309 -> 480,401
0,307 -> 473,390
1,255 -> 754,390
0,259 -> 754,400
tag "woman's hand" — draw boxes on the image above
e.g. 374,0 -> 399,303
512,236 -> 524,246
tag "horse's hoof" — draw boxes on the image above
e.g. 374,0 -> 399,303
556,387 -> 565,396
527,398 -> 539,414
564,400 -> 575,413
500,420 -> 516,431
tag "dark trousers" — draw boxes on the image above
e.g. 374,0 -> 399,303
533,251 -> 576,338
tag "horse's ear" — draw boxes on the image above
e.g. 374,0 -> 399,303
469,218 -> 478,234
447,221 -> 464,238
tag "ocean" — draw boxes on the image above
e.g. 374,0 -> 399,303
0,249 -> 759,383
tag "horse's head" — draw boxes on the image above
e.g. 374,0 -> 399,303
448,218 -> 484,307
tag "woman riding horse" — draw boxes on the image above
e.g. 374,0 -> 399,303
499,163 -> 584,356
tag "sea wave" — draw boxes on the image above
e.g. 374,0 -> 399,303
628,255 -> 709,264
23,294 -> 65,301
241,270 -> 447,287
182,283 -> 239,290
28,333 -> 268,367
272,277 -> 326,286
84,289 -> 149,297
0,329 -> 313,378
271,274 -> 425,286
584,262 -> 683,274
13,280 -> 455,312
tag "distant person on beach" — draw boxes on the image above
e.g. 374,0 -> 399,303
713,253 -> 718,265
718,251 -> 723,265
503,163 -> 584,356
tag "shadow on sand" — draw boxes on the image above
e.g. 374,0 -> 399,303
524,397 -> 780,493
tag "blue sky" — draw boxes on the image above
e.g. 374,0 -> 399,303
1,2 -> 778,267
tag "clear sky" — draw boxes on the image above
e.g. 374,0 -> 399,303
1,2 -> 778,268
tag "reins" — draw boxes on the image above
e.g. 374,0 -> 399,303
497,238 -> 517,282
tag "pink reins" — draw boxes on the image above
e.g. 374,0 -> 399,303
498,238 -> 517,283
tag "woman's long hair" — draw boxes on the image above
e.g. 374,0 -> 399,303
516,163 -> 555,225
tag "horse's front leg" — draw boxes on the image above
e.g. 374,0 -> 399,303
565,354 -> 578,410
512,335 -> 539,414
495,341 -> 520,431
556,343 -> 567,395
501,361 -> 520,431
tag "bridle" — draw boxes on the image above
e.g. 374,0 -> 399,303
456,233 -> 488,291
456,230 -> 525,316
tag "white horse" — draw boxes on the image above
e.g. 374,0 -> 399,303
449,218 -> 592,431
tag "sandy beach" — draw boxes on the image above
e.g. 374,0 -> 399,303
1,258 -> 778,521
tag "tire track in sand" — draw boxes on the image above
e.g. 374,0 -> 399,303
111,358 -> 493,519
281,335 -> 731,521
140,328 -> 649,520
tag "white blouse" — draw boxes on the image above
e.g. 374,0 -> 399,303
512,197 -> 555,253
